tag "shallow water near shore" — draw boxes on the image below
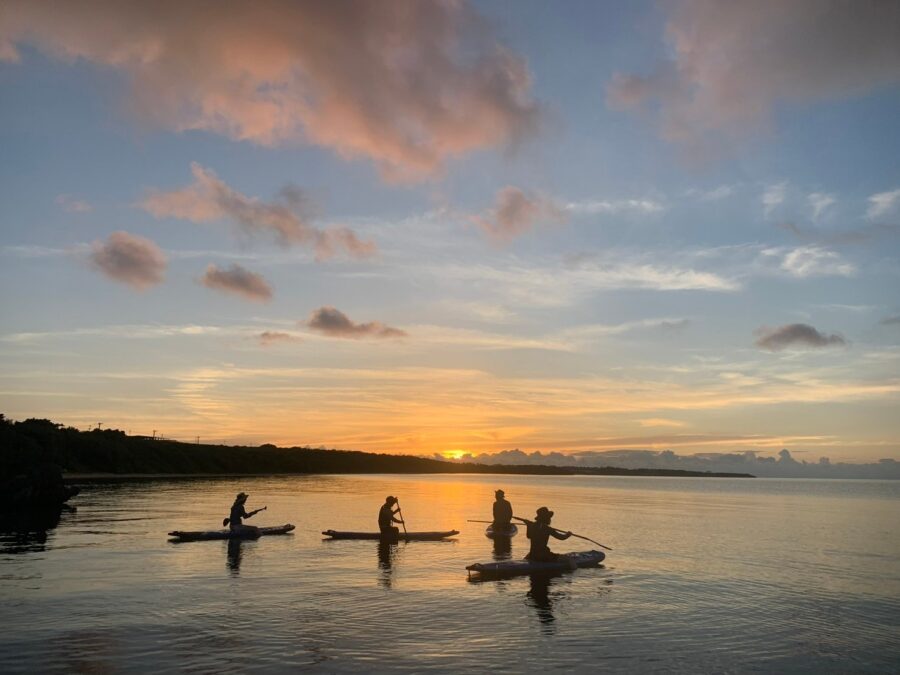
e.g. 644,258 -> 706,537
1,474 -> 898,673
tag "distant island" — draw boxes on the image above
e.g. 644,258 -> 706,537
1,417 -> 754,480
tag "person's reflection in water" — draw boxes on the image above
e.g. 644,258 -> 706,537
226,539 -> 244,576
377,540 -> 397,589
492,533 -> 512,561
526,573 -> 558,634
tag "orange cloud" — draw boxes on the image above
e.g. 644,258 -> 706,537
474,186 -> 565,243
142,163 -> 375,259
0,0 -> 539,182
607,0 -> 900,158
307,306 -> 406,340
200,264 -> 272,302
88,231 -> 166,290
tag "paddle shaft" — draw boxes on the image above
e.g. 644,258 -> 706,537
395,500 -> 408,539
467,519 -> 493,523
511,516 -> 612,551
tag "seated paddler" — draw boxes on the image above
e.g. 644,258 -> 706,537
225,492 -> 263,537
524,506 -> 571,562
378,496 -> 404,537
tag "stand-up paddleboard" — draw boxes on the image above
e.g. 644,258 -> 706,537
485,524 -> 518,538
466,550 -> 604,578
169,524 -> 295,542
322,529 -> 459,541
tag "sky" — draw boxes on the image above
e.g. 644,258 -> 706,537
1,0 -> 899,467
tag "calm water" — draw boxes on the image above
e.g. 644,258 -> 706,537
1,474 -> 898,673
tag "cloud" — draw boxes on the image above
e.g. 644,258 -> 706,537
565,197 -> 665,215
607,1 -> 900,157
55,194 -> 92,213
200,264 -> 273,302
867,188 -> 900,220
881,315 -> 900,326
808,192 -> 836,221
88,231 -> 166,289
755,323 -> 847,351
0,1 -> 538,182
779,245 -> 855,278
307,306 -> 406,340
474,187 -> 565,242
141,163 -> 374,259
762,182 -> 787,218
257,331 -> 300,346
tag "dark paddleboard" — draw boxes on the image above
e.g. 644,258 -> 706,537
485,524 -> 518,539
466,549 -> 605,578
322,529 -> 459,541
168,524 -> 295,542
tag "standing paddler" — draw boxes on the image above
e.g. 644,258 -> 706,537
378,496 -> 405,538
523,506 -> 571,562
492,489 -> 513,532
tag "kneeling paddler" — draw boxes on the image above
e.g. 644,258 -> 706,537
523,506 -> 571,562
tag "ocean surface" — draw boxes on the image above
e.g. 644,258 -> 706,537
1,474 -> 898,673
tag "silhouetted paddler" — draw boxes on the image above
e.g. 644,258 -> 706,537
226,492 -> 263,537
523,506 -> 571,562
492,489 -> 513,529
378,496 -> 404,537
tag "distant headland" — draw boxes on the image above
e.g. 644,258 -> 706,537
1,417 -> 753,480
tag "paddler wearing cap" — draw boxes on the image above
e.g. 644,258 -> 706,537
523,507 -> 572,562
378,496 -> 404,537
225,492 -> 264,536
492,489 -> 513,530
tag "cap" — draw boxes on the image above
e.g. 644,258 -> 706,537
536,506 -> 554,518
236,492 -> 248,500
495,489 -> 505,496
386,495 -> 397,504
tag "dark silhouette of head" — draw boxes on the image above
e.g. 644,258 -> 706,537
536,506 -> 553,523
385,495 -> 397,505
495,489 -> 505,499
235,492 -> 248,503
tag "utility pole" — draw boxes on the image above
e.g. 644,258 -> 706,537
96,422 -> 103,431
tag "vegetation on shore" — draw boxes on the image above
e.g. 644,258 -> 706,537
1,416 -> 753,479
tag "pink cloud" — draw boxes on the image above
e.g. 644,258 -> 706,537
200,264 -> 273,302
474,186 -> 565,243
307,306 -> 406,340
142,163 -> 375,259
0,1 -> 539,182
607,1 -> 900,158
88,231 -> 166,290
55,194 -> 92,213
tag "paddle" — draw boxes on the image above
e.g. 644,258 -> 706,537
511,516 -> 613,551
223,505 -> 267,527
467,519 -> 493,523
395,499 -> 409,541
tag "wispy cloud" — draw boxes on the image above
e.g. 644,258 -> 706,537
0,1 -> 539,182
474,187 -> 565,243
779,245 -> 855,278
200,264 -> 273,302
88,231 -> 166,290
307,307 -> 406,340
55,194 -> 92,213
808,192 -> 836,221
607,0 -> 900,158
565,197 -> 664,215
881,315 -> 900,326
257,331 -> 300,346
762,182 -> 787,219
141,163 -> 374,259
866,188 -> 900,220
755,323 -> 847,351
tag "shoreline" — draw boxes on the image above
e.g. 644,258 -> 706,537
64,470 -> 755,482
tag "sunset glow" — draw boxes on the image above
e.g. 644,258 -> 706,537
1,1 -> 898,467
